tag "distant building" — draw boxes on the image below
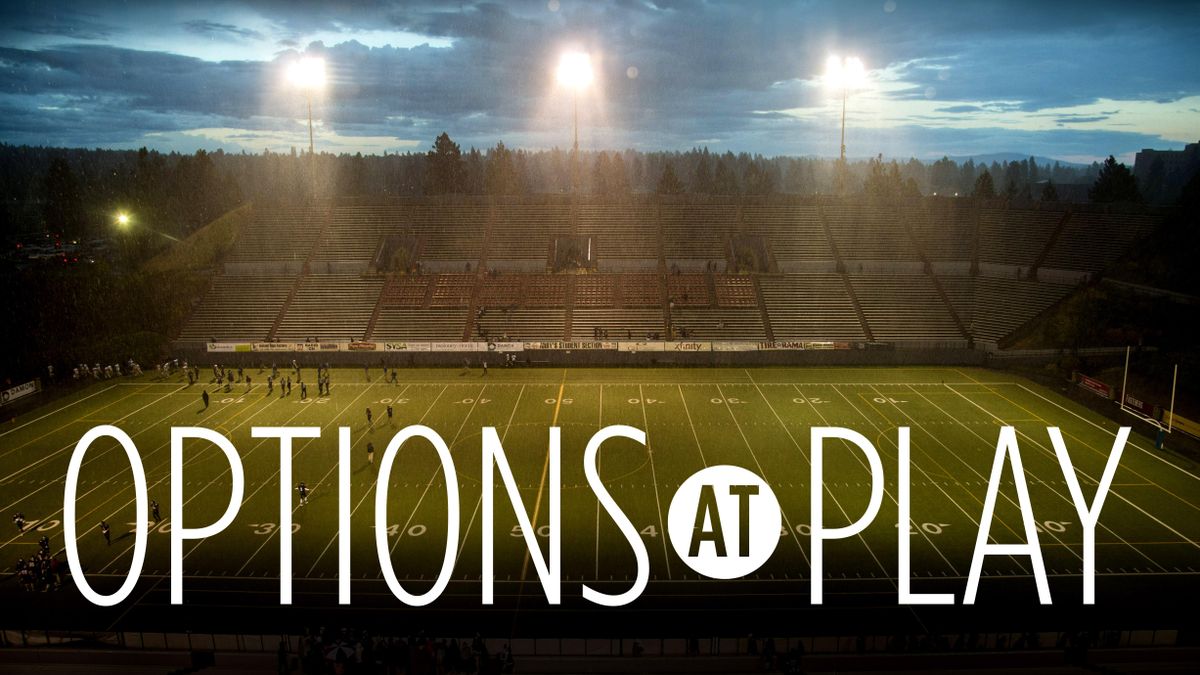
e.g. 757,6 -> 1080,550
1134,141 -> 1200,203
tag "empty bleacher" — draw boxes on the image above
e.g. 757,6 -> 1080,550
373,308 -> 468,341
476,308 -> 566,341
906,201 -> 976,262
661,203 -> 735,268
1040,212 -> 1157,273
406,204 -> 487,269
177,275 -> 296,342
742,204 -> 833,269
275,275 -> 383,342
179,197 -> 1162,349
759,274 -> 865,341
824,203 -> 920,264
671,307 -> 766,340
978,207 -> 1060,269
577,204 -> 660,271
489,204 -> 568,271
572,308 -> 665,340
940,275 -> 1077,343
225,205 -> 324,272
850,274 -> 962,342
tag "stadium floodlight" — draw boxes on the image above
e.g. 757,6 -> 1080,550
115,212 -> 130,228
287,56 -> 325,185
556,51 -> 593,193
823,55 -> 867,161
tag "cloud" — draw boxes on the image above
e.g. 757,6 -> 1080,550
0,0 -> 1196,162
183,20 -> 265,41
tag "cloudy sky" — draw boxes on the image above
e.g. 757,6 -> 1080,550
1,0 -> 1197,163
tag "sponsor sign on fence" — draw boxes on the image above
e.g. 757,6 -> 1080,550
0,379 -> 41,406
1075,372 -> 1113,399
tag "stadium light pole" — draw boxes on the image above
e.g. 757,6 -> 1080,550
556,51 -> 594,193
287,56 -> 326,194
824,55 -> 866,161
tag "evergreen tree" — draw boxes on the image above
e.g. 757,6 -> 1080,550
973,170 -> 996,198
592,151 -> 612,195
41,157 -> 85,236
691,150 -> 713,193
424,132 -> 465,195
485,142 -> 524,195
712,158 -> 739,195
610,153 -> 630,194
656,162 -> 685,194
1089,155 -> 1142,203
1041,180 -> 1058,202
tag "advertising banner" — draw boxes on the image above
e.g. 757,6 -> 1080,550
525,341 -> 617,350
1075,372 -> 1113,399
618,341 -> 667,352
383,342 -> 431,352
0,379 -> 40,406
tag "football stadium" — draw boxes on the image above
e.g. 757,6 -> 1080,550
2,1 -> 1199,673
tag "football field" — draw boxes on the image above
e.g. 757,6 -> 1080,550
2,366 -> 1198,635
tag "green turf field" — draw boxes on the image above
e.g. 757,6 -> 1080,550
2,366 -> 1198,629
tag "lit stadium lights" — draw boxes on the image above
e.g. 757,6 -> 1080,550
287,57 -> 326,90
286,56 -> 325,190
115,212 -> 131,228
824,55 -> 866,91
823,55 -> 867,162
556,51 -> 594,91
556,51 -> 593,193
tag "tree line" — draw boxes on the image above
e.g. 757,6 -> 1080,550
1,137 -> 1141,241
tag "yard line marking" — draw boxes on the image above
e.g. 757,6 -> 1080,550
0,384 -> 188,485
0,387 -> 207,524
719,381 -> 808,567
103,382 -> 381,629
846,384 -> 1037,572
302,384 -> 440,576
387,385 -> 484,560
922,389 -> 1186,574
1012,382 -> 1200,489
56,389 -> 284,569
594,383 -> 603,580
0,382 -> 120,439
677,385 -> 708,468
638,384 -> 673,580
238,381 -> 417,576
453,385 -> 526,570
0,386 -> 145,463
943,383 -> 1193,561
98,386 -> 333,574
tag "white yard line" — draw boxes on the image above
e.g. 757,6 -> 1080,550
638,385 -> 673,580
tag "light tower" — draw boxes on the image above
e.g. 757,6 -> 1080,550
287,56 -> 326,192
556,51 -> 594,193
823,55 -> 866,161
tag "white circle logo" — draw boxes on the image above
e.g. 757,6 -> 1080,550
667,465 -> 782,579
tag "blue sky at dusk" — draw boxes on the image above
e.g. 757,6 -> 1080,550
0,0 -> 1197,163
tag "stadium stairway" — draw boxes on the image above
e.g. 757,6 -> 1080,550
839,273 -> 875,342
751,275 -> 775,341
900,209 -> 971,341
1029,209 -> 1074,280
267,203 -> 333,340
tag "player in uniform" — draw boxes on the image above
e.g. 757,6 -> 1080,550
297,482 -> 309,506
